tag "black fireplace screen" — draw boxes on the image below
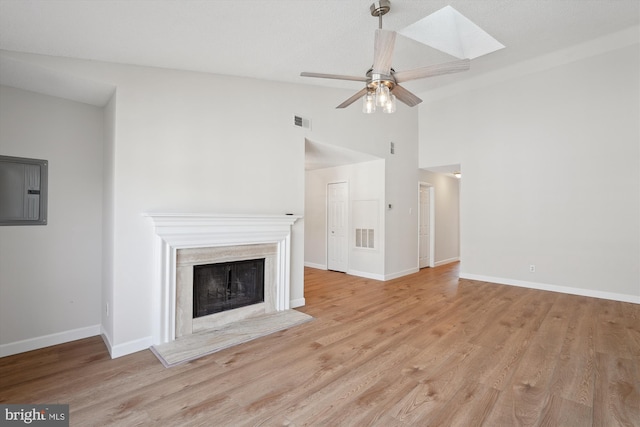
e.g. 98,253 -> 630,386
193,258 -> 265,318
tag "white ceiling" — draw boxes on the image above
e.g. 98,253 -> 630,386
0,0 -> 638,171
0,0 -> 638,96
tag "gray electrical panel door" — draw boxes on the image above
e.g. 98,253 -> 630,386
0,155 -> 48,225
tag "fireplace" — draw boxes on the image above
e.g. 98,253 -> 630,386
193,259 -> 265,317
175,243 -> 277,337
144,213 -> 301,345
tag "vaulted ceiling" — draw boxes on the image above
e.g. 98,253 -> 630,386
1,1 -> 637,172
1,0 -> 638,97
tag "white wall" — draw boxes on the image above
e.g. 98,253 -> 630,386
0,86 -> 104,355
298,83 -> 420,280
384,130 -> 420,279
419,170 -> 460,266
305,159 -> 386,278
0,52 -> 420,356
418,38 -> 640,302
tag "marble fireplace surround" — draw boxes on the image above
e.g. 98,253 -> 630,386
145,213 -> 301,345
176,243 -> 277,338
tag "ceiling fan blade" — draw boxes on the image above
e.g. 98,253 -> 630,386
393,58 -> 470,83
372,29 -> 396,75
301,72 -> 368,82
392,85 -> 422,107
337,88 -> 369,109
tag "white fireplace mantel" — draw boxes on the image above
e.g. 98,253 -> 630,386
144,213 -> 301,345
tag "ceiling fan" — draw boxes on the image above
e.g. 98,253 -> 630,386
300,0 -> 471,113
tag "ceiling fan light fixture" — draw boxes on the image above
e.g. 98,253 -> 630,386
375,84 -> 391,107
300,0 -> 471,113
363,91 -> 376,113
362,78 -> 397,113
383,94 -> 396,114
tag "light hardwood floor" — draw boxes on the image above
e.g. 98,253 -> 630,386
1,263 -> 639,426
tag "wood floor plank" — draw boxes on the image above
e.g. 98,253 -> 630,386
284,344 -> 421,426
548,294 -> 597,406
420,381 -> 500,427
483,293 -> 570,426
0,336 -> 110,389
388,342 -> 485,425
1,263 -> 639,426
536,395 -> 593,427
621,301 -> 640,360
472,291 -> 557,393
595,299 -> 638,359
593,352 -> 640,426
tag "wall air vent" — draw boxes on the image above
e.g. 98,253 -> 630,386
294,115 -> 311,130
355,228 -> 375,249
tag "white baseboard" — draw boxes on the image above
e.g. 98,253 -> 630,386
105,335 -> 153,359
434,257 -> 460,267
385,267 -> 420,281
304,262 -> 327,270
347,269 -> 385,281
304,263 -> 420,282
460,272 -> 640,304
290,298 -> 306,308
306,267 -> 419,282
100,327 -> 114,355
0,324 -> 101,358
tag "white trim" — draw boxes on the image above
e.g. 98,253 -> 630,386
0,324 -> 101,358
429,187 -> 435,268
385,267 -> 420,281
290,298 -> 306,308
304,266 -> 419,282
434,257 -> 460,267
143,213 -> 301,346
459,273 -> 640,304
347,269 -> 385,281
304,261 -> 327,270
101,327 -> 113,355
107,336 -> 153,359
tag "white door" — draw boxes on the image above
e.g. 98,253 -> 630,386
419,184 -> 432,268
327,182 -> 348,272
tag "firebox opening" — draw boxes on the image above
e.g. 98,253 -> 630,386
193,258 -> 265,318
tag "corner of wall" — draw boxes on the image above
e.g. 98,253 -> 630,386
105,335 -> 153,359
290,298 -> 306,308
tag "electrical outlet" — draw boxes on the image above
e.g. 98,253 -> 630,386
529,265 -> 536,273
